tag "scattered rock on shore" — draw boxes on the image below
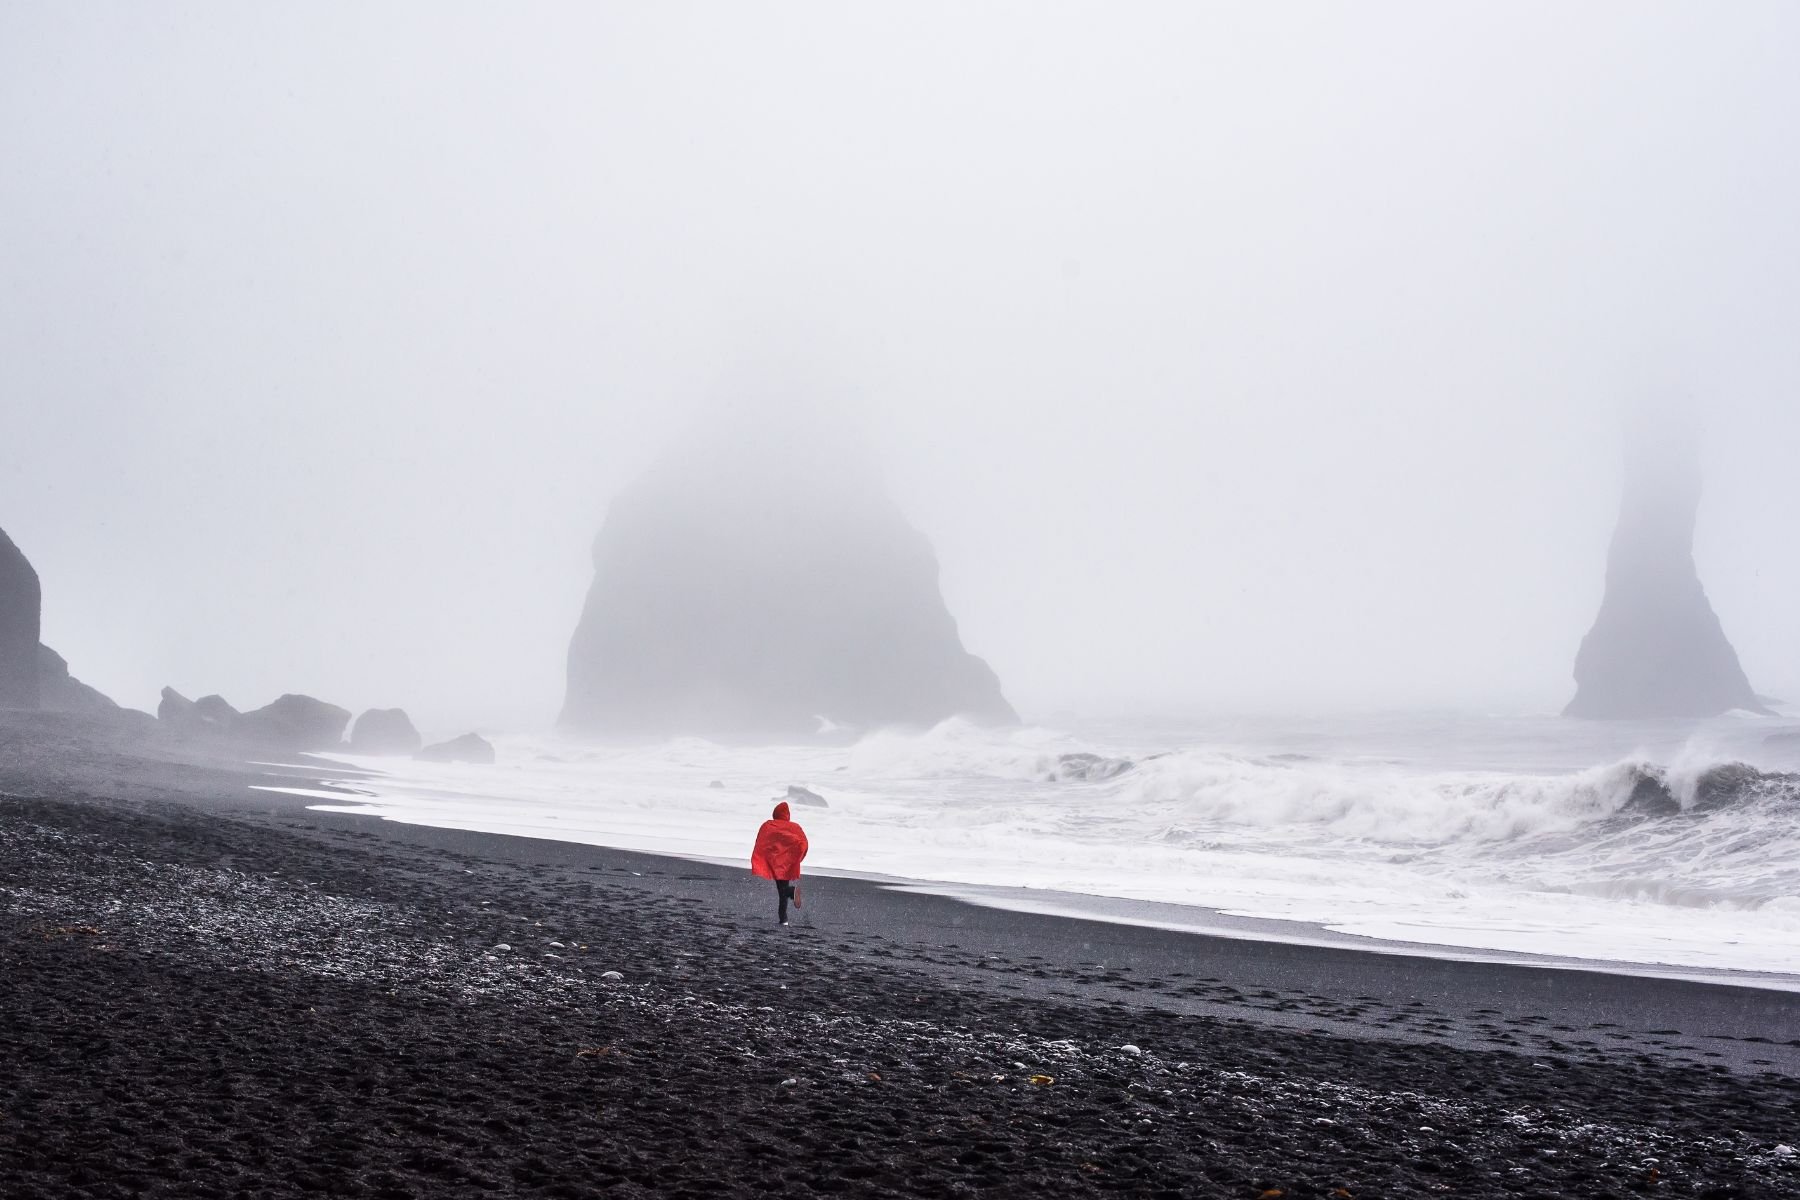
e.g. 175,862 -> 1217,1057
348,708 -> 422,756
417,733 -> 496,764
781,784 -> 829,809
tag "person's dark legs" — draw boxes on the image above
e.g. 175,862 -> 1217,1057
775,879 -> 792,923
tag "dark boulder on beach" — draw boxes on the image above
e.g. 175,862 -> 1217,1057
779,784 -> 829,808
1564,406 -> 1768,720
0,525 -> 42,709
236,694 -> 352,751
349,708 -> 423,756
417,732 -> 495,764
559,406 -> 1017,739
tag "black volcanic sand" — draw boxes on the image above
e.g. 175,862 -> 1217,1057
3,721 -> 1800,1198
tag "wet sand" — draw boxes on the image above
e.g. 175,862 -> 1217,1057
4,714 -> 1799,1198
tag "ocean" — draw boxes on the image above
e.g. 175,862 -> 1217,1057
269,710 -> 1800,983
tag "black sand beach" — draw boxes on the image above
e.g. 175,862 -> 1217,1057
4,715 -> 1799,1198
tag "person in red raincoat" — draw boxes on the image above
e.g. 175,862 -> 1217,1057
750,801 -> 809,925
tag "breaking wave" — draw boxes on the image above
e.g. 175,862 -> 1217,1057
839,721 -> 1800,912
319,714 -> 1800,974
1114,752 -> 1800,842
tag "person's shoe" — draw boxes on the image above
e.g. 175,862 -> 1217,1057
780,919 -> 789,926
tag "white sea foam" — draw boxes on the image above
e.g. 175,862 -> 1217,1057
281,713 -> 1800,979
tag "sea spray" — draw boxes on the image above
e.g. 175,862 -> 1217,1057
297,713 -> 1800,976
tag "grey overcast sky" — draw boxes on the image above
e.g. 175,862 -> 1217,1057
3,2 -> 1797,731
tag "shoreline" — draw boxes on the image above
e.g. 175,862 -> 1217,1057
253,756 -> 1800,996
236,758 -> 1800,1078
6,715 -> 1800,1197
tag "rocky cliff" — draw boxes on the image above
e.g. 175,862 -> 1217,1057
1565,411 -> 1767,719
560,416 -> 1016,738
1,526 -> 42,708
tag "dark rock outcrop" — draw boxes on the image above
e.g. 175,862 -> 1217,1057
36,645 -> 119,714
1,525 -> 41,709
157,687 -> 194,724
560,411 -> 1017,739
159,687 -> 245,737
194,694 -> 241,727
349,708 -> 422,756
1564,409 -> 1768,720
1050,752 -> 1136,783
236,694 -> 351,751
158,688 -> 349,751
779,784 -> 829,809
417,733 -> 495,764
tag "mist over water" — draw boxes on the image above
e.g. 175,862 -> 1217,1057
5,3 -> 1800,727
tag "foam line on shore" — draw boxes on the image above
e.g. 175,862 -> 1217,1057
898,880 -> 1800,994
252,782 -> 1800,995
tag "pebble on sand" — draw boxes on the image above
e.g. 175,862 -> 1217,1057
599,970 -> 625,982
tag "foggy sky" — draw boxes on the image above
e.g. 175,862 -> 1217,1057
4,2 -> 1798,731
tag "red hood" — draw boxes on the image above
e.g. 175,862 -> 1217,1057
772,801 -> 790,821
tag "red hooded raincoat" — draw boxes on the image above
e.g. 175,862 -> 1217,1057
751,802 -> 809,881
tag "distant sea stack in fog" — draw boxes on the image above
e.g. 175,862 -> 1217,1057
1,524 -> 42,708
1564,408 -> 1768,720
560,413 -> 1017,738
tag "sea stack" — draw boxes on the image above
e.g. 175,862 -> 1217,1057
1,524 -> 42,708
560,409 -> 1016,738
1564,406 -> 1767,719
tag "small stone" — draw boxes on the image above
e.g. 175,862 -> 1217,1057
600,970 -> 624,982
493,943 -> 512,952
780,1077 -> 799,1087
1119,1044 -> 1143,1056
1775,1144 -> 1796,1157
